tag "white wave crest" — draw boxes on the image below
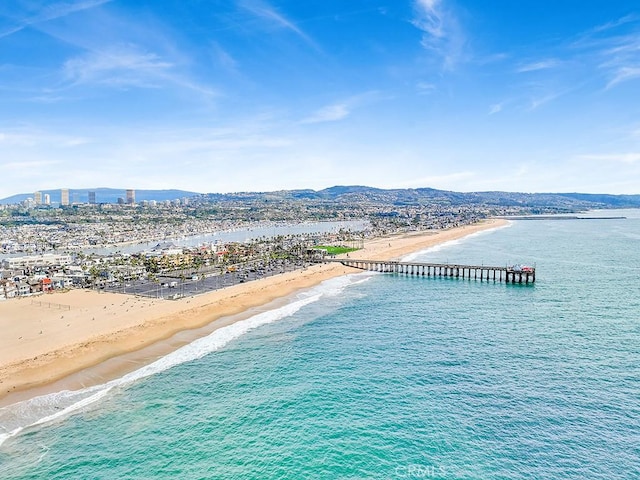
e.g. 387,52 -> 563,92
401,222 -> 512,262
0,274 -> 362,448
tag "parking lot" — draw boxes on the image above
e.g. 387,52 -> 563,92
102,259 -> 314,300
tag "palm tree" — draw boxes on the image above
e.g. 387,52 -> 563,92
89,266 -> 99,290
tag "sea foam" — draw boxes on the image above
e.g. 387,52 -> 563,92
0,273 -> 363,448
401,222 -> 512,262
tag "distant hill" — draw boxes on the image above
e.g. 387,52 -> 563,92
0,188 -> 201,205
204,185 -> 640,209
3,185 -> 640,209
554,192 -> 640,207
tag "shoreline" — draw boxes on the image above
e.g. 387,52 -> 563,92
0,219 -> 507,406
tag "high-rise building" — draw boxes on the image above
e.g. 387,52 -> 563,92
44,194 -> 51,205
126,189 -> 135,204
88,191 -> 96,204
34,191 -> 42,205
60,188 -> 70,206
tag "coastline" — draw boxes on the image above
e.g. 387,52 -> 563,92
0,219 -> 507,404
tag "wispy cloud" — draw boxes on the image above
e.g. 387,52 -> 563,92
412,0 -> 465,70
592,13 -> 640,34
475,52 -> 509,66
506,15 -> 640,99
300,92 -> 381,124
605,66 -> 640,89
570,16 -> 640,90
416,82 -> 436,95
211,42 -> 239,74
517,59 -> 561,73
63,46 -> 173,87
0,0 -> 112,39
60,45 -> 217,98
488,103 -> 503,115
238,0 -> 317,48
301,103 -> 350,124
528,91 -> 565,111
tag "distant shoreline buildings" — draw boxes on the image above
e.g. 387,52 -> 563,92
60,188 -> 70,206
26,188 -> 143,207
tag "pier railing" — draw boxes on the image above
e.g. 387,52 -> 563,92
323,259 -> 535,284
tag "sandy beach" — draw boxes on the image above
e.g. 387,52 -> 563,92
0,219 -> 507,402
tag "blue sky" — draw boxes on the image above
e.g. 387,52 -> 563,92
1,0 -> 639,197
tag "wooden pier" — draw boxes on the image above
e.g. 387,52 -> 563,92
325,259 -> 535,284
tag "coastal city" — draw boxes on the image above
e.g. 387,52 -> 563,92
3,185 -> 638,301
0,187 -> 486,301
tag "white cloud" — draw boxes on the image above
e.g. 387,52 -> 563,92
587,28 -> 640,89
592,14 -> 640,34
516,59 -> 561,73
0,0 -> 112,39
301,103 -> 350,124
417,82 -> 436,94
412,0 -> 465,70
606,66 -> 640,89
60,45 -> 217,98
63,46 -> 173,87
238,0 -> 317,49
211,42 -> 239,73
527,90 -> 567,111
488,103 -> 503,115
413,0 -> 445,38
300,91 -> 381,124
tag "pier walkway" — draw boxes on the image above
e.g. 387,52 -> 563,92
324,259 -> 535,284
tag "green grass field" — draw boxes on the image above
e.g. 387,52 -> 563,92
313,245 -> 359,255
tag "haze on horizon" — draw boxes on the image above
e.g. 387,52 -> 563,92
1,0 -> 639,199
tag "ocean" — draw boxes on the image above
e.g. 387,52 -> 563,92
1,211 -> 639,479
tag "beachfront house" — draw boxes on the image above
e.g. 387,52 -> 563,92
0,279 -> 18,299
28,279 -> 42,293
64,265 -> 88,286
17,282 -> 31,296
49,274 -> 72,289
41,277 -> 54,292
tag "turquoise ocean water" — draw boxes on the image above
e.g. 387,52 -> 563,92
1,211 -> 639,479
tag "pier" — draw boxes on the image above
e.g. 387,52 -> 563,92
325,259 -> 535,284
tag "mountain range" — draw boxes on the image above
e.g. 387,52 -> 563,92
2,186 -> 640,209
204,186 -> 640,209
